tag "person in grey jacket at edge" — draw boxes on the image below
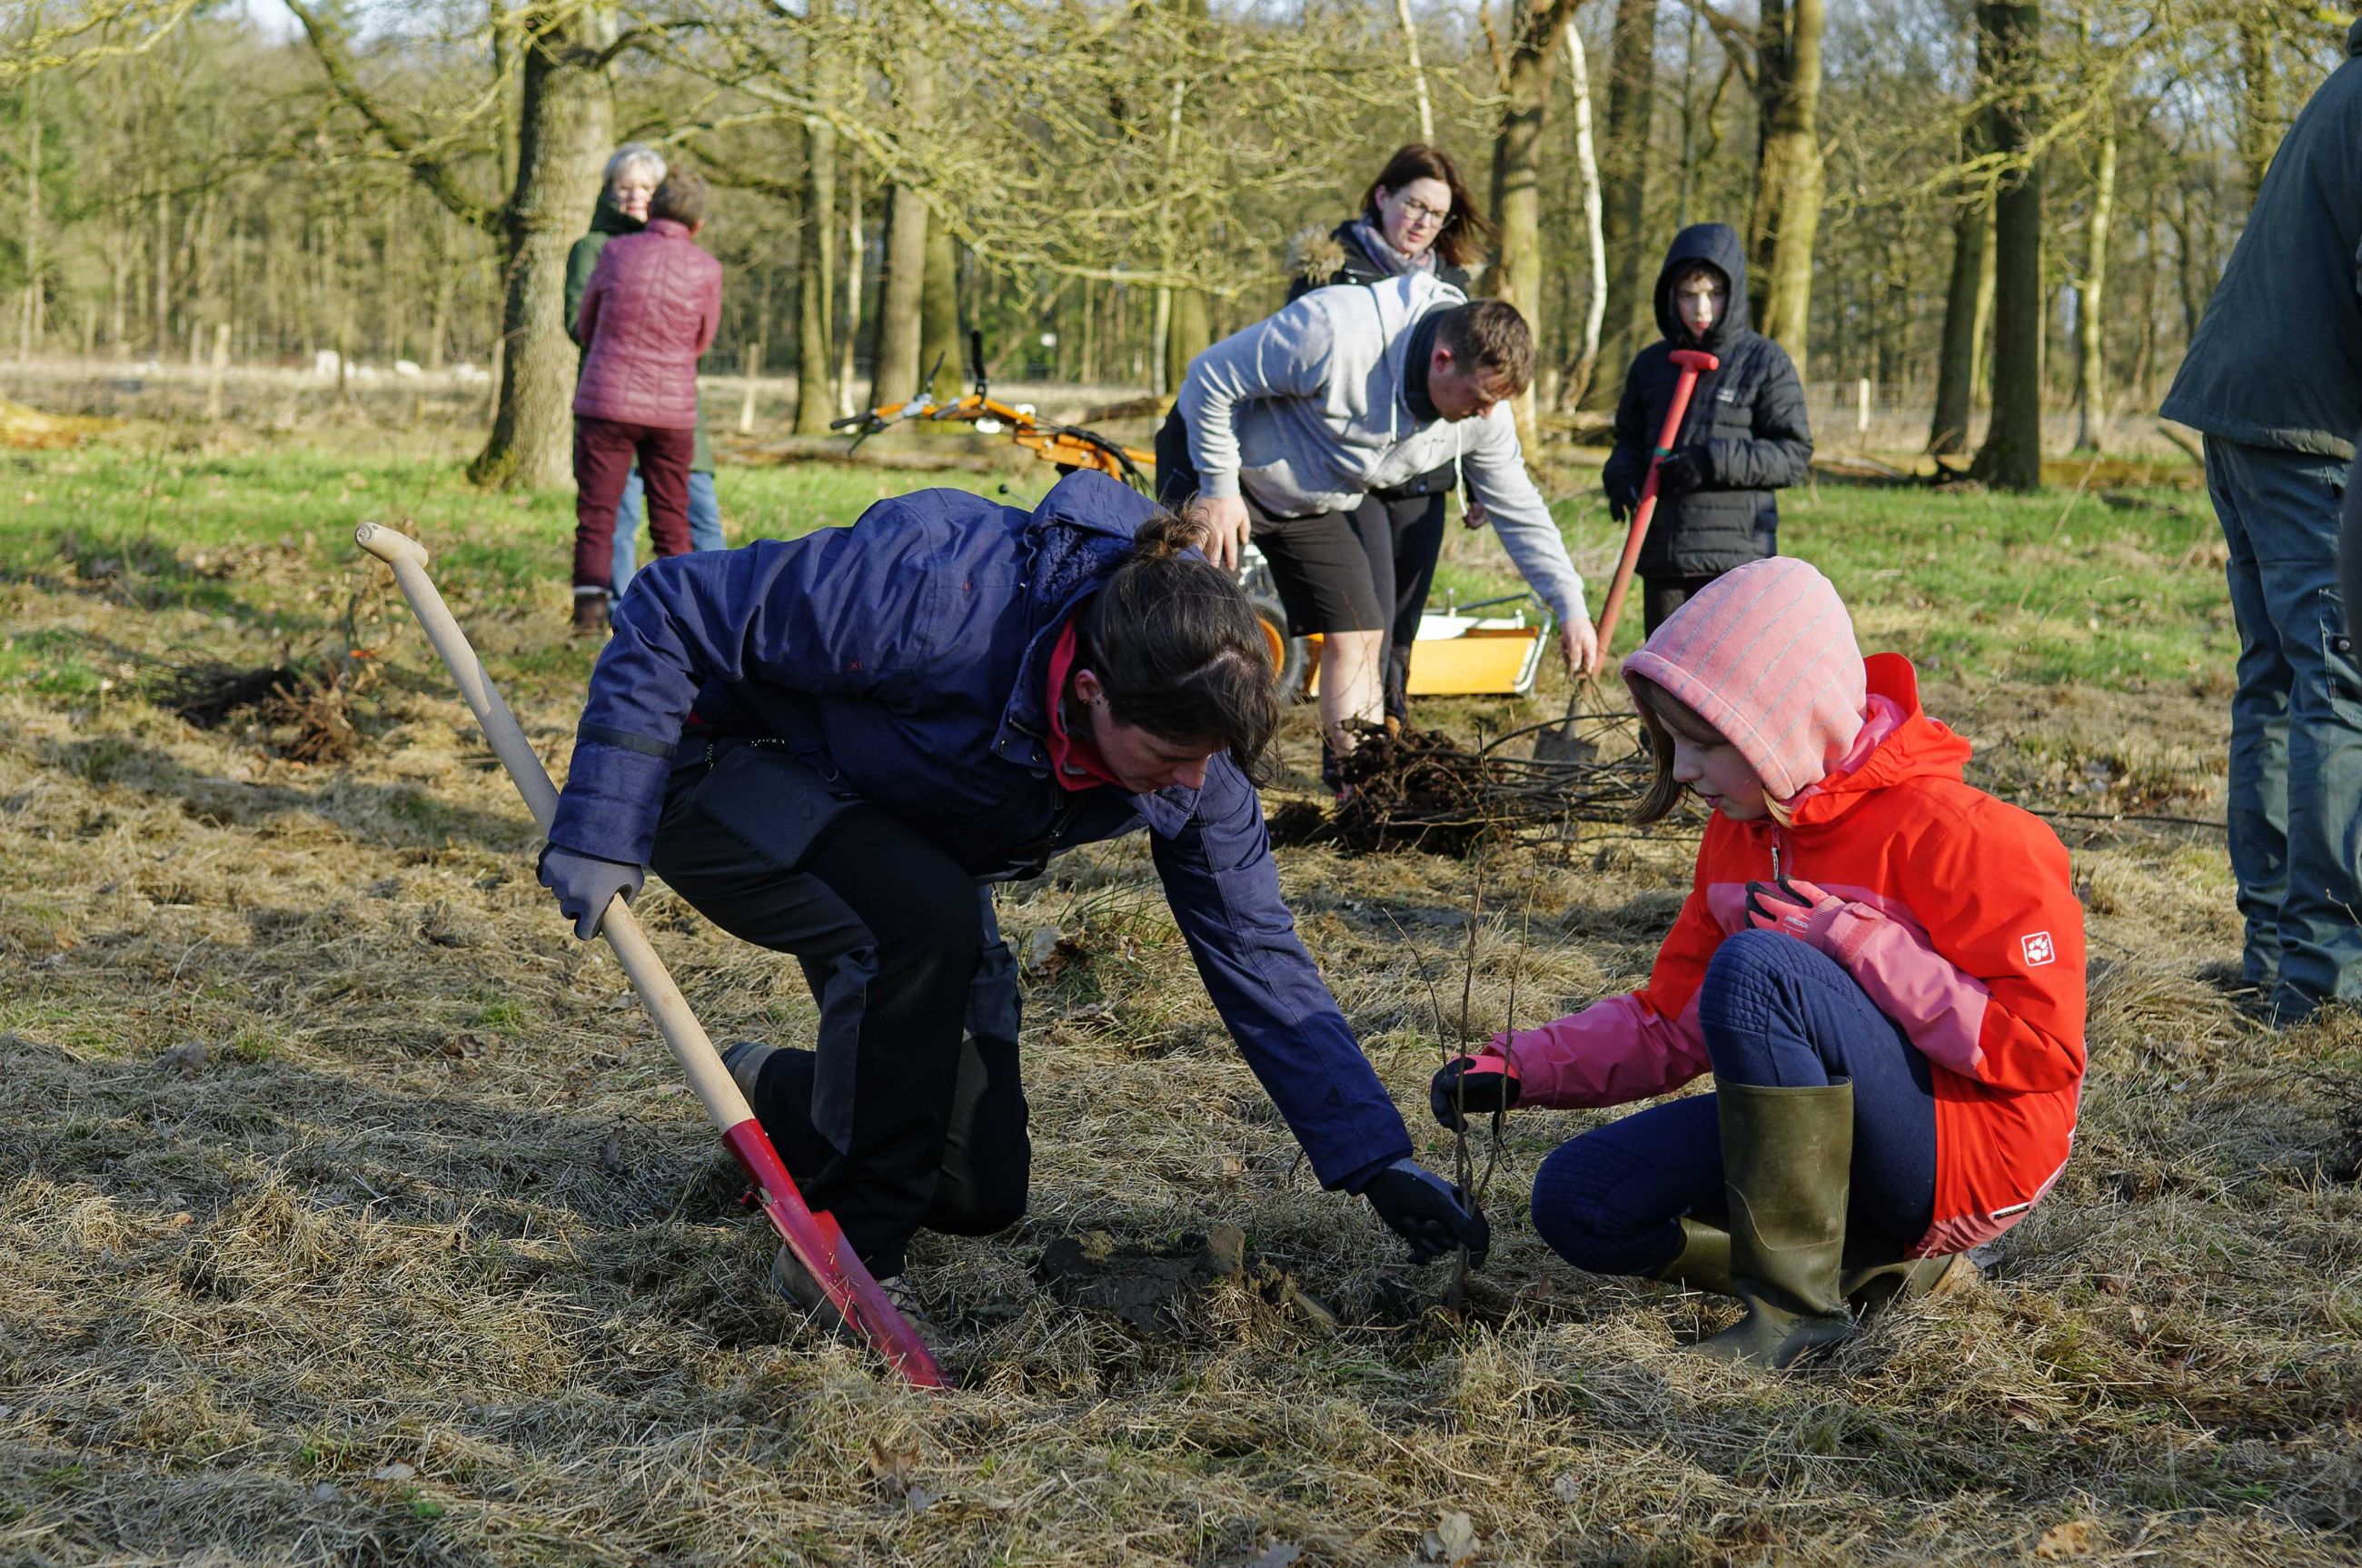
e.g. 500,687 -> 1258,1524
1155,274 -> 1600,788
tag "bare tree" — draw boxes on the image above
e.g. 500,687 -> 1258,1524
1560,13 -> 1608,408
1591,0 -> 1654,407
287,0 -> 617,489
1970,1 -> 2042,491
793,0 -> 838,433
1744,0 -> 1825,381
1487,0 -> 1586,442
868,47 -> 931,408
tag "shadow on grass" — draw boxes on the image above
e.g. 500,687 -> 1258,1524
33,733 -> 538,857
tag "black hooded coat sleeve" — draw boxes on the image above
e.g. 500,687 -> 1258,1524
1699,339 -> 1811,491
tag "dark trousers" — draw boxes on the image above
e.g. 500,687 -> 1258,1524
650,740 -> 1029,1276
1352,489 -> 1451,722
1642,574 -> 1720,635
573,415 -> 696,590
1529,930 -> 1938,1278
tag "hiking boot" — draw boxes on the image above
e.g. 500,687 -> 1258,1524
769,1244 -> 937,1342
1692,1079 -> 1858,1370
571,588 -> 610,638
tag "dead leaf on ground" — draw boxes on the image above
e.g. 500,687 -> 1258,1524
2034,1520 -> 2098,1560
1421,1511 -> 1480,1566
1240,1544 -> 1303,1568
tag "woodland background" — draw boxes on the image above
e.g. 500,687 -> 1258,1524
4,0 -> 2352,491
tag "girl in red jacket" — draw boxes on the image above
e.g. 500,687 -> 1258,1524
1433,558 -> 2086,1367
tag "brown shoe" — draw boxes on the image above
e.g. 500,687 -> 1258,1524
571,589 -> 610,638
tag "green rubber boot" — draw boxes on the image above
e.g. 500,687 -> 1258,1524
1692,1079 -> 1858,1370
1652,1217 -> 1732,1298
1841,1253 -> 1973,1320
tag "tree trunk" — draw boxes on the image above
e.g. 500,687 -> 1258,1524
1393,0 -> 1434,141
794,113 -> 838,432
470,3 -> 615,491
2237,12 -> 2279,204
1745,0 -> 1825,382
839,147 -> 861,418
1589,0 -> 1655,408
1490,0 -> 1578,444
1928,193 -> 1986,455
919,213 -> 959,399
2072,120 -> 2116,452
1562,15 -> 1607,409
1163,285 -> 1208,396
1969,2 -> 2043,492
869,59 -> 933,409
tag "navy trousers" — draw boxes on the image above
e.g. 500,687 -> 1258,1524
1530,930 -> 1937,1277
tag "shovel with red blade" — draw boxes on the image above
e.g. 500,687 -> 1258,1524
355,522 -> 944,1390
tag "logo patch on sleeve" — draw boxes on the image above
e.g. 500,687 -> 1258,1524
2020,931 -> 2056,968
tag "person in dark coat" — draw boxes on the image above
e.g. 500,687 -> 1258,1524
1285,144 -> 1499,727
2159,21 -> 2362,1025
533,472 -> 1491,1331
565,145 -> 724,602
1603,223 -> 1813,634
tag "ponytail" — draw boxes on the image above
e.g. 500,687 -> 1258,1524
1074,506 -> 1280,772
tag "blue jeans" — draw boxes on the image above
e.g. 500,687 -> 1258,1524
1530,931 -> 1937,1277
2206,437 -> 2362,1018
610,468 -> 724,595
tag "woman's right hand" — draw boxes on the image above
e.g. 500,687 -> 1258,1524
1197,495 -> 1252,573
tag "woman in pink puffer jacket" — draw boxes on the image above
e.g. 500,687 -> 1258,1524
570,170 -> 722,635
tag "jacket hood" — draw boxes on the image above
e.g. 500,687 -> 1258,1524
1786,653 -> 1972,826
1653,222 -> 1750,350
588,189 -> 643,237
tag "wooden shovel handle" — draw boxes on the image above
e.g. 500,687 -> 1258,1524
352,522 -> 944,1388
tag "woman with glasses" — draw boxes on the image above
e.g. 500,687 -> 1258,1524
1285,144 -> 1498,773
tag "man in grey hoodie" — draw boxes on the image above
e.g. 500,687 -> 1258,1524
2160,21 -> 2362,1025
1157,276 -> 1599,767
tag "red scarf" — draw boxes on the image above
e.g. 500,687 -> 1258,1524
1044,620 -> 1122,791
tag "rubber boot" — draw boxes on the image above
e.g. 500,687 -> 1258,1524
1651,1216 -> 1732,1298
1692,1079 -> 1858,1369
1841,1253 -> 1973,1320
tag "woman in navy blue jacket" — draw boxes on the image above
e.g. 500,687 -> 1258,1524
536,472 -> 1487,1326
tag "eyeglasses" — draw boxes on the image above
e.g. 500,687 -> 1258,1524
1394,196 -> 1451,227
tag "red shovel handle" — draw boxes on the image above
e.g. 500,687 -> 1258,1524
1591,348 -> 1720,662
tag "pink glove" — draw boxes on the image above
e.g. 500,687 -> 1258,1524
1742,876 -> 1847,946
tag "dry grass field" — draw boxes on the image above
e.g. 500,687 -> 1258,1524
3,429 -> 2358,1565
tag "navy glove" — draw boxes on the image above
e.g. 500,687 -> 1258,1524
1654,447 -> 1708,501
538,842 -> 645,940
1429,1051 -> 1522,1129
1363,1157 -> 1491,1267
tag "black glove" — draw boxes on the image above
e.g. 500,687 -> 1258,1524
537,842 -> 645,939
1604,477 -> 1639,523
1362,1157 -> 1491,1267
1429,1052 -> 1522,1129
1653,447 -> 1708,501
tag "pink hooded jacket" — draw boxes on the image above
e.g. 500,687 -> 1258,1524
572,217 -> 721,430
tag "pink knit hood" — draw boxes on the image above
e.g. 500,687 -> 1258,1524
1620,557 -> 1867,801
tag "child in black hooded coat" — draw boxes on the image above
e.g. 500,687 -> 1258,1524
1603,223 -> 1814,633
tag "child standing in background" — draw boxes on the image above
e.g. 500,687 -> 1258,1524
1602,223 -> 1812,634
568,171 -> 721,637
1433,560 -> 2086,1368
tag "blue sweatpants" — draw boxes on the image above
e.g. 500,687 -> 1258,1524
610,467 -> 725,596
1530,930 -> 1937,1277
